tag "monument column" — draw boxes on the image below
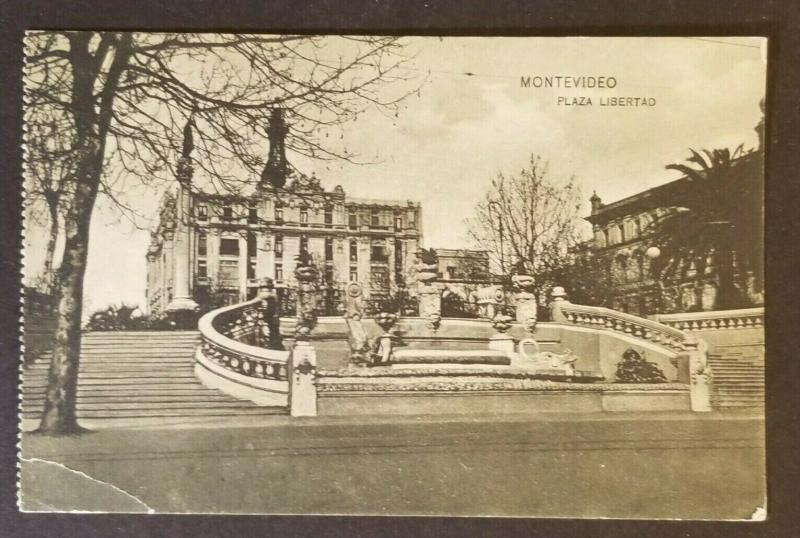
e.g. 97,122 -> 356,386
166,119 -> 200,322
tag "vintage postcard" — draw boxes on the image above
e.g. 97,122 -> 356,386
19,34 -> 766,518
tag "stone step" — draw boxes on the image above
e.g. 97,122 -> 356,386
22,383 -> 227,395
711,394 -> 764,402
23,376 -> 201,388
23,366 -> 196,377
22,399 -> 268,411
22,395 -> 242,406
21,407 -> 285,420
714,388 -> 765,395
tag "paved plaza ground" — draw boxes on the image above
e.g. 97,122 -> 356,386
19,412 -> 765,519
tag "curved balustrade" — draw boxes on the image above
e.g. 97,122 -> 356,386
195,297 -> 291,406
651,307 -> 764,331
554,301 -> 688,352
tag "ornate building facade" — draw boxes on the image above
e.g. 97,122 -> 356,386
584,142 -> 764,315
146,110 -> 423,316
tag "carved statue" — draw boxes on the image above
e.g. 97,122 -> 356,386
256,277 -> 283,350
293,252 -> 319,341
343,282 -> 373,365
518,338 -> 577,375
415,248 -> 439,283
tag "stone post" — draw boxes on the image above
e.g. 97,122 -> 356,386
418,284 -> 442,320
549,286 -> 569,323
512,274 -> 537,332
289,341 -> 317,417
685,334 -> 712,412
489,313 -> 515,354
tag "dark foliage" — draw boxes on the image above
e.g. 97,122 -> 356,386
615,348 -> 667,384
85,303 -> 177,331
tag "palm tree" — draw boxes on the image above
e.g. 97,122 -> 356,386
649,146 -> 762,311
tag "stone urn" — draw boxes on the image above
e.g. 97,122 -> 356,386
374,312 -> 398,334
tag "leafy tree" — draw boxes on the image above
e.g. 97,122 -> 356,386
24,32 -> 417,434
649,146 -> 762,310
466,154 -> 584,305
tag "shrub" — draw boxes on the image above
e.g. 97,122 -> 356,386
85,303 -> 177,331
615,348 -> 667,383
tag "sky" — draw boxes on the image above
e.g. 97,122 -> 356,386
23,36 -> 767,314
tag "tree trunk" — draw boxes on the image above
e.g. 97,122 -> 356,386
714,230 -> 739,310
36,33 -> 132,435
36,211 -> 92,433
43,205 -> 59,293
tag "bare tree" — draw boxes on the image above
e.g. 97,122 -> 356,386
466,155 -> 585,304
24,105 -> 78,292
23,32 -> 418,434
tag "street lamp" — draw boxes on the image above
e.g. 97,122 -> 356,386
487,200 -> 505,278
645,246 -> 661,260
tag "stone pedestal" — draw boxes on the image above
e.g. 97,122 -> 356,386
489,334 -> 515,354
549,286 -> 569,323
166,183 -> 199,322
515,291 -> 537,331
687,337 -> 712,412
290,342 -> 317,417
418,284 -> 441,319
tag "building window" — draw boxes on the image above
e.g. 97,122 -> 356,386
325,237 -> 334,261
197,204 -> 208,221
246,232 -> 257,258
197,259 -> 207,278
408,210 -> 416,229
219,259 -> 239,287
349,267 -> 358,282
634,218 -> 642,237
350,240 -> 358,262
248,259 -> 257,280
370,266 -> 390,291
394,214 -> 402,231
603,229 -> 610,247
220,238 -> 239,256
348,209 -> 357,229
371,243 -> 388,264
197,232 -> 207,256
275,263 -> 283,281
274,234 -> 283,258
248,200 -> 258,224
222,205 -> 233,221
324,207 -> 333,227
371,209 -> 380,227
325,266 -> 334,283
618,224 -> 626,243
300,208 -> 308,224
300,235 -> 308,254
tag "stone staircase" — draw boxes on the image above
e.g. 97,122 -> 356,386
708,346 -> 764,410
21,331 -> 286,428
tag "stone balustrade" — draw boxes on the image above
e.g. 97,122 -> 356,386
553,300 -> 688,352
651,307 -> 764,331
549,287 -> 711,411
195,297 -> 292,407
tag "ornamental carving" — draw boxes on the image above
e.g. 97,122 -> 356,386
491,313 -> 513,334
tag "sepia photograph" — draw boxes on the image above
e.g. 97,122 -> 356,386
18,33 -> 766,518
